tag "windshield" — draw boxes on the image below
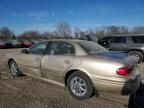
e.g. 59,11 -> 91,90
79,41 -> 108,54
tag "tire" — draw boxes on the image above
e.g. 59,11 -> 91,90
9,60 -> 22,77
128,94 -> 136,108
128,51 -> 143,63
67,71 -> 94,100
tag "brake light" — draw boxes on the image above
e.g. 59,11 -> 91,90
116,67 -> 133,76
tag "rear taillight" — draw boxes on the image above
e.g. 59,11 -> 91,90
116,67 -> 133,76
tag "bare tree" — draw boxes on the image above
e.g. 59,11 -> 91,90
55,22 -> 72,38
95,26 -> 107,39
41,32 -> 51,39
132,26 -> 144,34
0,27 -> 14,39
86,29 -> 97,41
18,31 -> 41,40
106,25 -> 121,35
120,26 -> 129,34
74,27 -> 81,39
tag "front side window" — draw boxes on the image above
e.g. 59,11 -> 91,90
29,42 -> 47,55
79,41 -> 107,55
111,37 -> 126,43
47,41 -> 75,55
131,36 -> 144,43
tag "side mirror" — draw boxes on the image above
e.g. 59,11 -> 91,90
21,49 -> 29,54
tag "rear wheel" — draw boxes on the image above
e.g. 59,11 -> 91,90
9,60 -> 22,77
67,71 -> 94,100
128,51 -> 143,63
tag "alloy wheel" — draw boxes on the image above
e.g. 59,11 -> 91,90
70,77 -> 87,97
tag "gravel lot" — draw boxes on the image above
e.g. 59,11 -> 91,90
0,49 -> 143,108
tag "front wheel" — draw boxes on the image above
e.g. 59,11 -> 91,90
67,71 -> 94,100
9,60 -> 22,77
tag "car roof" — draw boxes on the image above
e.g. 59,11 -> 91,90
42,39 -> 83,43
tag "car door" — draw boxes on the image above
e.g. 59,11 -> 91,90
41,41 -> 75,84
18,42 -> 48,77
109,36 -> 127,52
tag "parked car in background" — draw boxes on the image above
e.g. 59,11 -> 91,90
30,40 -> 40,45
98,34 -> 144,63
21,40 -> 33,48
6,40 -> 141,100
12,40 -> 22,48
6,40 -> 22,48
5,40 -> 13,48
0,40 -> 7,48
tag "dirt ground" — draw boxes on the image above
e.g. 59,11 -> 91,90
0,49 -> 143,108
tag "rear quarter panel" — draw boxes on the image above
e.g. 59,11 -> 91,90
65,55 -> 132,93
66,55 -> 128,83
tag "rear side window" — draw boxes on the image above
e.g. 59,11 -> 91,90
46,41 -> 75,55
131,36 -> 144,43
111,37 -> 126,43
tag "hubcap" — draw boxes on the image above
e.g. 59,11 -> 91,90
10,62 -> 18,75
70,77 -> 87,97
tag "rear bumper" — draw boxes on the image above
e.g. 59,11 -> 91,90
92,74 -> 141,95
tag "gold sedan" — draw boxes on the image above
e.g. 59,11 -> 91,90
6,40 -> 141,100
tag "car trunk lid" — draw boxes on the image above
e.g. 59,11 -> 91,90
97,51 -> 137,67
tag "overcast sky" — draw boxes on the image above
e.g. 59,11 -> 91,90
0,0 -> 144,34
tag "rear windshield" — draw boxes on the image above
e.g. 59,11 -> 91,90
79,41 -> 108,54
131,36 -> 144,43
